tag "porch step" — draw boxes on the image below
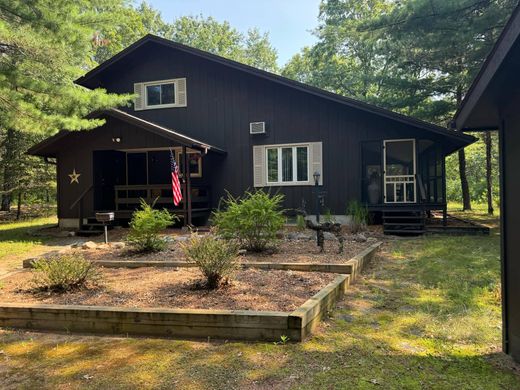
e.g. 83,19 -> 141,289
383,209 -> 425,236
383,229 -> 426,234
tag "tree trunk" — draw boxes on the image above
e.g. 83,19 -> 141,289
1,128 -> 16,212
485,131 -> 494,215
458,149 -> 472,211
456,85 -> 471,211
16,191 -> 22,220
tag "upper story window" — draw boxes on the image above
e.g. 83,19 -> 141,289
146,82 -> 175,107
134,78 -> 187,111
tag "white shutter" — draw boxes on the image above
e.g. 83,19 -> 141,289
253,146 -> 266,187
133,83 -> 145,111
310,142 -> 323,185
176,78 -> 187,107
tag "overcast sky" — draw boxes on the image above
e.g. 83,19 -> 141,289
146,0 -> 322,66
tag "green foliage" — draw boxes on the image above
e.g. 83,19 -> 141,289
346,200 -> 368,233
181,234 -> 238,289
31,254 -> 101,292
296,214 -> 306,231
212,190 -> 285,252
284,0 -> 515,125
323,208 -> 335,223
127,199 -> 177,252
446,132 -> 500,205
273,335 -> 290,345
0,1 -> 132,135
167,15 -> 278,72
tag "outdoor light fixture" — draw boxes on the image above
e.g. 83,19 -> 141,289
112,137 -> 121,143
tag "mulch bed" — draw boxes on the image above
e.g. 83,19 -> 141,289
0,268 -> 337,312
75,227 -> 383,265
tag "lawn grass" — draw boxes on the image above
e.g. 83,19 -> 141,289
0,212 -> 518,389
0,216 -> 57,273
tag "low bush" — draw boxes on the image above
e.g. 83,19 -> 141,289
31,254 -> 101,292
127,199 -> 177,252
181,234 -> 239,289
346,200 -> 369,233
212,190 -> 285,252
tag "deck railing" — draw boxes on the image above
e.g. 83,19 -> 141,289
113,184 -> 210,214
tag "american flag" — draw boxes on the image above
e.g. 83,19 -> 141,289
169,149 -> 183,206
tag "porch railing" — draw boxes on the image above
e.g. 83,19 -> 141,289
384,175 -> 416,203
113,184 -> 210,212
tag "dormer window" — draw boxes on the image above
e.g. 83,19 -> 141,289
134,78 -> 187,110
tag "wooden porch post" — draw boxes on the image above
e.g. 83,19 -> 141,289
182,146 -> 192,226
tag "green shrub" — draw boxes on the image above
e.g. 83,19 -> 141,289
181,234 -> 239,289
31,254 -> 101,292
127,199 -> 177,252
346,200 -> 369,233
296,214 -> 306,231
212,190 -> 285,252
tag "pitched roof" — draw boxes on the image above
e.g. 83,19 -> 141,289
77,34 -> 474,146
27,108 -> 225,157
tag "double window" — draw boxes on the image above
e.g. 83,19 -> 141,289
266,145 -> 309,184
138,78 -> 186,110
146,82 -> 175,107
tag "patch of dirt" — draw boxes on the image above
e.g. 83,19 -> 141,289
240,236 -> 378,264
0,268 -> 337,312
75,227 -> 383,265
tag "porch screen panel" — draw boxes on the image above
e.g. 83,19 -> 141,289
127,153 -> 147,185
361,141 -> 382,204
418,143 -> 445,204
148,151 -> 170,184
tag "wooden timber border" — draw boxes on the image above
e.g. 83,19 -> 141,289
7,242 -> 382,341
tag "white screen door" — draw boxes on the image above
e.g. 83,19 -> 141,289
383,139 -> 416,203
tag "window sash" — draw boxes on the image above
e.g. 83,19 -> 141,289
266,145 -> 309,184
144,81 -> 177,108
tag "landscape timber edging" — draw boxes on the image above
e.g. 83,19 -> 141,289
8,241 -> 382,341
22,241 -> 384,275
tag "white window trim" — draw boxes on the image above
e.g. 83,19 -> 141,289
143,78 -> 185,110
265,143 -> 311,186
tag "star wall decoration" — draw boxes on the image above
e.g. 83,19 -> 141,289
68,169 -> 81,184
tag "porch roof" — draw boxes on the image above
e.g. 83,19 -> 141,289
27,108 -> 226,157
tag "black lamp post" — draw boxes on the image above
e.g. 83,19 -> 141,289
313,171 -> 321,224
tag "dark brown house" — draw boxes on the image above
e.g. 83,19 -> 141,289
29,35 -> 473,231
453,5 -> 520,362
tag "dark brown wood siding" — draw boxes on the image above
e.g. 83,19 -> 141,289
57,42 -> 458,218
501,95 -> 520,360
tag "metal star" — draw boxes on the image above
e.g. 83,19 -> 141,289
68,169 -> 81,184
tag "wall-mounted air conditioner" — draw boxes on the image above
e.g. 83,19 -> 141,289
250,122 -> 266,135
